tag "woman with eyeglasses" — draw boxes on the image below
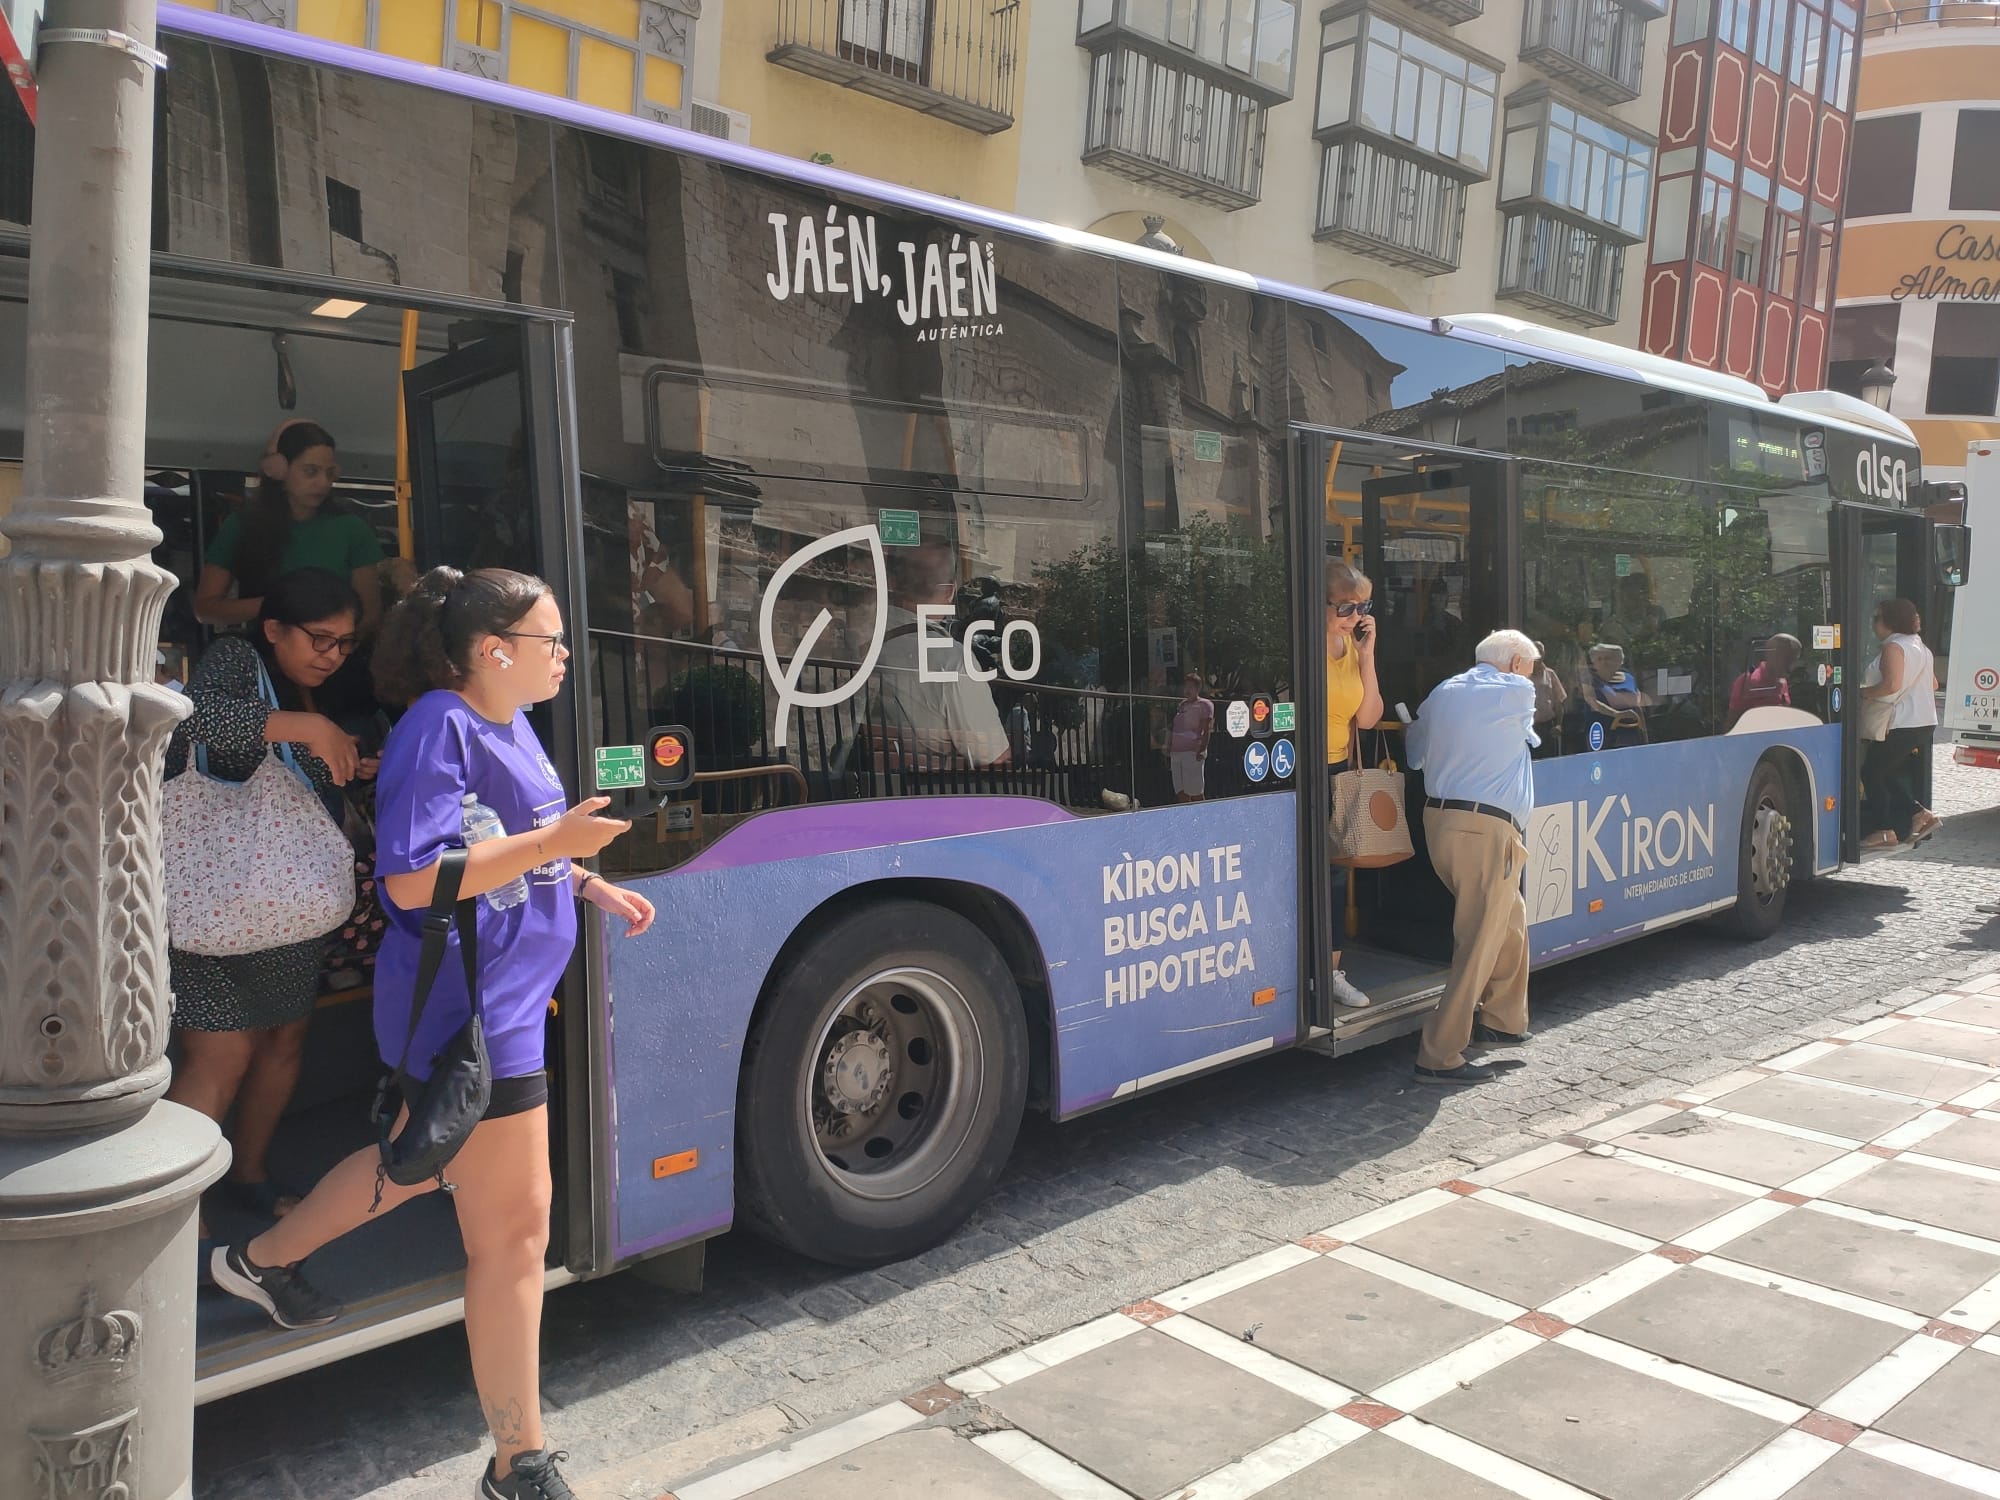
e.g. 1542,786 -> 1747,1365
164,568 -> 376,1242
211,566 -> 652,1500
1326,558 -> 1385,1009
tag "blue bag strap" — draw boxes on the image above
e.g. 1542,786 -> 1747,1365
253,653 -> 316,792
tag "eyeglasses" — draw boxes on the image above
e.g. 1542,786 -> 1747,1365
504,630 -> 568,658
1328,600 -> 1374,618
295,627 -> 361,656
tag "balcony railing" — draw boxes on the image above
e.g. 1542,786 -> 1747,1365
1863,0 -> 2000,32
1520,0 -> 1648,102
1497,211 -> 1625,325
1315,139 -> 1466,273
771,0 -> 1018,133
1083,45 -> 1266,209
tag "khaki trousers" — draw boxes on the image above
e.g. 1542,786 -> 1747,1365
1418,807 -> 1531,1071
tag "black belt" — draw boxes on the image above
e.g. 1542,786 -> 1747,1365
1424,796 -> 1523,835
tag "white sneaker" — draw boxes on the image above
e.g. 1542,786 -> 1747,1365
1330,969 -> 1373,1008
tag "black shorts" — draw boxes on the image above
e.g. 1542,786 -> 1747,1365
398,1070 -> 548,1122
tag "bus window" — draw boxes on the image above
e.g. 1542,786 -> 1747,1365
1520,462 -> 1718,749
1715,489 -> 1834,729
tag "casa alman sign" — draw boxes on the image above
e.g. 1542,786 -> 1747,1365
1893,225 -> 2000,303
0,0 -> 42,120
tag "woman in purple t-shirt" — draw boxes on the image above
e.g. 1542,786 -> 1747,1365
211,567 -> 652,1500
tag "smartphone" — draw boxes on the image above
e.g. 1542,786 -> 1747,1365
1354,618 -> 1373,644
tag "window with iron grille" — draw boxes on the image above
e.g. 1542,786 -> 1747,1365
1315,135 -> 1467,270
325,177 -> 363,242
1084,44 -> 1268,206
1498,211 -> 1625,323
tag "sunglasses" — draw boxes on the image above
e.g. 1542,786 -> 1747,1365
1328,600 -> 1374,618
294,627 -> 361,656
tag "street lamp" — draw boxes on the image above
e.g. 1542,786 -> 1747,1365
1422,388 -> 1463,447
1860,359 -> 1898,412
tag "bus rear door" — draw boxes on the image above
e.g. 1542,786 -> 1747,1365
1832,502 -> 1938,862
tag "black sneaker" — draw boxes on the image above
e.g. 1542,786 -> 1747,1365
209,1243 -> 342,1329
479,1449 -> 576,1500
1472,1021 -> 1531,1047
1416,1061 -> 1499,1085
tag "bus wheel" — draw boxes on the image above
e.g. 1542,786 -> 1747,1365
736,900 -> 1029,1267
1721,761 -> 1795,940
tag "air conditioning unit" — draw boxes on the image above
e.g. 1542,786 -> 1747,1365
689,100 -> 751,144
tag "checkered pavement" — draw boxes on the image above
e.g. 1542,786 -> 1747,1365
665,971 -> 2000,1500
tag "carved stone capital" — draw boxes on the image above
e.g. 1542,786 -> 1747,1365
0,551 -> 179,689
0,668 -> 187,1127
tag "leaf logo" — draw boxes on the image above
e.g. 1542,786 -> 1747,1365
760,524 -> 889,750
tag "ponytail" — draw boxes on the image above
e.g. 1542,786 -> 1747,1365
373,565 -> 552,705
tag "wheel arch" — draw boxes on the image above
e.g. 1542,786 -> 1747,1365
748,877 -> 1058,1116
1757,744 -> 1819,874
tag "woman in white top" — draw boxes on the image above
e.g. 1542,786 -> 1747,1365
1860,597 -> 1940,850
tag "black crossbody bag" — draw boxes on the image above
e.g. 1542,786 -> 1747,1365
371,849 -> 491,1207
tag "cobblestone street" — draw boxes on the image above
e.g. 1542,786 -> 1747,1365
196,754 -> 2000,1500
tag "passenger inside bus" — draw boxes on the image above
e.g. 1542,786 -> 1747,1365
866,515 -> 1012,775
1578,643 -> 1651,748
1727,633 -> 1801,727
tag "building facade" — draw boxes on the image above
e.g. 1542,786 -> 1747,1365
1635,0 -> 1860,395
164,0 -> 717,126
736,0 -> 1673,339
1827,6 -> 2000,482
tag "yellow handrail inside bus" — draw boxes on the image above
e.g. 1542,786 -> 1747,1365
394,309 -> 418,560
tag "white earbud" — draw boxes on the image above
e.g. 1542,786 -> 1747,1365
493,648 -> 515,669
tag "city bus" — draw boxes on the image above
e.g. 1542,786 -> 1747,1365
0,6 -> 1968,1400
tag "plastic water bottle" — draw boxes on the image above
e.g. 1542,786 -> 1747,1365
461,793 -> 529,910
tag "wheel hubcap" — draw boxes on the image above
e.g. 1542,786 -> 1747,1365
1749,803 -> 1795,902
806,967 -> 986,1202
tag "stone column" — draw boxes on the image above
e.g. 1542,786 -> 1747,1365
0,4 -> 230,1498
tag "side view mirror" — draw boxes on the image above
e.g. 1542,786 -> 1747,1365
1934,524 -> 1972,589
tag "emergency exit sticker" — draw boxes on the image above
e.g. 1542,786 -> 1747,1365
878,509 -> 921,547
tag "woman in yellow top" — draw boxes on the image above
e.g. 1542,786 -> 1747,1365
1327,558 -> 1384,1008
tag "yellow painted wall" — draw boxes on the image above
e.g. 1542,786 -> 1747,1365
1855,44 -> 2000,112
717,2 -> 1027,211
165,0 -> 678,115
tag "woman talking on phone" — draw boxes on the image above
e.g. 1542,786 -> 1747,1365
1326,558 -> 1384,1008
210,567 -> 655,1500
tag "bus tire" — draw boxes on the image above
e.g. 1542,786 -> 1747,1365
735,899 -> 1030,1268
1720,760 -> 1795,941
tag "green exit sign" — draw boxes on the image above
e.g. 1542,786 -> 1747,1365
1192,430 -> 1223,463
1272,702 -> 1297,732
594,744 -> 646,790
878,509 -> 921,547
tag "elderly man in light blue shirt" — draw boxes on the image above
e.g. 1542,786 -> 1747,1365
1402,629 -> 1540,1085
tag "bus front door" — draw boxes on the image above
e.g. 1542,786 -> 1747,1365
1352,452 -> 1512,967
401,316 -> 607,1276
1294,426 -> 1514,1038
1833,503 -> 1943,862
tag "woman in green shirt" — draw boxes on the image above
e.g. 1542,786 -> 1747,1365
195,420 -> 385,632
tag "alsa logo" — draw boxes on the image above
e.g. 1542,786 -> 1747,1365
1856,444 -> 1910,504
766,208 -> 1003,341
